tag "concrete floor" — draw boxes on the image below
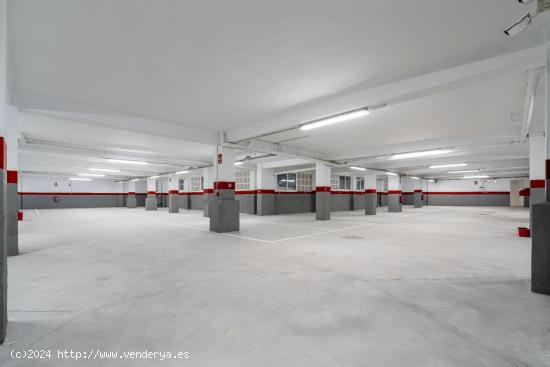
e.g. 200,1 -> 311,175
0,206 -> 548,366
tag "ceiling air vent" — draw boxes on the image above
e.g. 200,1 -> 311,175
538,0 -> 550,13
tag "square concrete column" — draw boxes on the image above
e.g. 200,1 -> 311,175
413,179 -> 423,208
315,162 -> 331,220
529,133 -> 545,230
256,163 -> 275,216
387,174 -> 402,212
210,146 -> 239,232
126,180 -> 137,208
365,173 -> 377,215
145,177 -> 157,210
6,106 -> 17,256
531,41 -> 550,295
168,174 -> 179,213
180,176 -> 190,209
203,167 -> 214,217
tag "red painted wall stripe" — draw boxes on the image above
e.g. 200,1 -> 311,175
214,181 -> 235,190
168,190 -> 179,194
127,191 -> 136,195
6,170 -> 17,184
147,191 -> 156,195
256,189 -> 276,194
365,189 -> 377,194
425,191 -> 509,195
20,192 -> 125,196
414,189 -> 423,193
203,188 -> 214,194
388,190 -> 402,194
531,179 -> 545,188
315,186 -> 331,192
402,192 -> 414,195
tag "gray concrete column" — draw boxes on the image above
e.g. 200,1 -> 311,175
6,171 -> 17,256
315,188 -> 331,220
388,191 -> 403,212
413,190 -> 423,208
210,182 -> 240,232
127,193 -> 137,208
168,191 -> 179,213
203,190 -> 214,217
532,201 -> 550,294
0,161 -> 6,344
256,190 -> 275,215
365,189 -> 377,215
145,177 -> 157,211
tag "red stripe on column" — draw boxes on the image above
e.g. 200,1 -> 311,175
214,181 -> 235,190
7,170 -> 17,184
203,188 -> 214,194
0,137 -> 5,170
169,190 -> 179,194
127,191 -> 136,195
256,189 -> 275,194
17,211 -> 23,221
388,190 -> 402,194
365,189 -> 377,194
315,186 -> 331,192
530,180 -> 545,188
547,160 -> 550,179
519,188 -> 530,197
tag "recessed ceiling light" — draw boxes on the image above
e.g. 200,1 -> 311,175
69,177 -> 92,181
78,173 -> 105,177
131,179 -> 139,182
149,175 -> 160,179
448,169 -> 480,174
176,170 -> 190,174
108,159 -> 148,165
410,176 -> 420,180
428,179 -> 435,182
504,13 -> 531,37
390,149 -> 452,160
234,162 -> 244,166
429,163 -> 467,169
463,175 -> 489,179
350,166 -> 366,171
386,172 -> 399,176
89,168 -> 121,173
299,108 -> 369,131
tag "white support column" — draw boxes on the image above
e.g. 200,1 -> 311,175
210,145 -> 239,232
203,166 -> 214,217
315,162 -> 331,220
0,0 -> 8,344
364,173 -> 377,215
256,163 -> 276,216
168,174 -> 179,213
145,177 -> 157,210
387,174 -> 402,212
530,133 -> 545,228
5,106 -> 17,256
413,178 -> 423,208
532,41 -> 550,294
126,180 -> 137,208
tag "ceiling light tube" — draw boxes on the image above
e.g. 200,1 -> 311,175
410,176 -> 420,180
108,159 -> 148,165
131,179 -> 139,182
504,13 -> 531,37
149,175 -> 160,179
463,175 -> 489,179
176,170 -> 190,174
89,168 -> 121,173
448,169 -> 480,174
299,108 -> 369,131
234,162 -> 244,166
350,166 -> 366,171
390,149 -> 452,160
386,172 -> 399,176
429,163 -> 467,169
69,178 -> 92,181
78,173 -> 105,177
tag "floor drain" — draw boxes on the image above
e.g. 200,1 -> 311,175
342,235 -> 364,240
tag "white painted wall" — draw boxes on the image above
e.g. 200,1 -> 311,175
426,178 -> 526,192
20,174 -> 123,193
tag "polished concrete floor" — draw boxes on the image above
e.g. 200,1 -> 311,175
0,206 -> 548,366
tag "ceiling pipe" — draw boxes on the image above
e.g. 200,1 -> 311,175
520,67 -> 543,143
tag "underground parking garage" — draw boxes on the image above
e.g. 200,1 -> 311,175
1,1 -> 550,366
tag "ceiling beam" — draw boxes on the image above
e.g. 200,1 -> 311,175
520,67 -> 544,143
226,45 -> 545,143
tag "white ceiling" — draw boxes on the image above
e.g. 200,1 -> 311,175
7,0 -> 550,180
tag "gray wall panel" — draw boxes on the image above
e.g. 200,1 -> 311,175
330,194 -> 352,211
426,194 -> 509,206
403,193 -> 414,205
21,194 -> 124,209
275,194 -> 315,214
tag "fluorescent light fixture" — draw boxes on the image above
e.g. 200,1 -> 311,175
299,108 -> 369,131
518,0 -> 535,5
463,175 -> 489,179
410,176 -> 420,180
69,177 -> 91,181
504,13 -> 531,37
116,181 -> 124,184
390,149 -> 452,160
131,179 -> 139,182
234,162 -> 244,166
149,175 -> 160,179
89,168 -> 121,173
78,173 -> 105,177
176,170 -> 190,174
386,172 -> 399,176
350,166 -> 366,171
428,179 -> 435,183
448,169 -> 480,174
429,163 -> 467,169
108,159 -> 148,165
